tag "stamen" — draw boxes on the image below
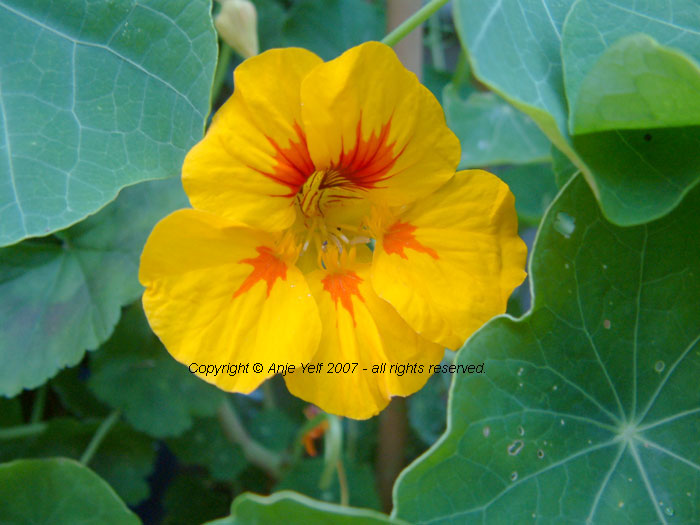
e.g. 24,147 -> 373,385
349,236 -> 371,245
335,230 -> 350,245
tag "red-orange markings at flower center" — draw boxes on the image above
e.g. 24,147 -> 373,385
261,118 -> 403,214
233,246 -> 287,298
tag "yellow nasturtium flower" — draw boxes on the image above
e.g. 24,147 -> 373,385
139,42 -> 527,419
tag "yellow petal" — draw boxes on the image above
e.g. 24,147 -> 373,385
284,261 -> 444,419
139,209 -> 321,393
371,170 -> 527,349
183,48 -> 323,231
300,41 -> 460,208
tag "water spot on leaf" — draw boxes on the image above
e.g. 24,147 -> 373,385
517,367 -> 524,376
510,471 -> 518,481
507,440 -> 524,455
560,419 -> 565,426
664,507 -> 675,517
483,426 -> 490,438
537,449 -> 544,459
618,501 -> 624,508
655,361 -> 665,373
517,425 -> 525,436
603,319 -> 611,329
554,212 -> 576,238
552,385 -> 558,391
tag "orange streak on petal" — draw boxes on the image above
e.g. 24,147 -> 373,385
383,222 -> 439,260
329,116 -> 403,190
321,271 -> 365,324
233,246 -> 288,299
253,123 -> 316,196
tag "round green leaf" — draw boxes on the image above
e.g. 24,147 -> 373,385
0,0 -> 216,246
443,85 -> 551,168
0,178 -> 187,396
572,126 -> 700,227
562,0 -> 700,133
393,175 -> 700,523
88,304 -> 224,438
0,418 -> 155,506
559,0 -> 700,225
207,491 -> 406,525
452,0 -> 577,161
570,35 -> 700,134
0,458 -> 140,524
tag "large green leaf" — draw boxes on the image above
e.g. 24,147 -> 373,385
88,304 -> 224,438
0,458 -> 140,524
206,491 -> 406,525
558,0 -> 700,225
452,0 -> 575,160
443,85 -> 551,168
572,126 -> 700,224
570,35 -> 700,134
453,0 -> 700,226
0,418 -> 155,505
562,0 -> 700,134
0,178 -> 187,396
0,0 -> 216,246
393,175 -> 700,523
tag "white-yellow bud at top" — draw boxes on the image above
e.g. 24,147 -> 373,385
215,0 -> 259,58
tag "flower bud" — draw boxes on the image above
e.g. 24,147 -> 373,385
215,0 -> 259,58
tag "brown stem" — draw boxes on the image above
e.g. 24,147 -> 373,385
376,397 -> 408,512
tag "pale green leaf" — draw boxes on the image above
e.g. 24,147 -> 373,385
570,34 -> 700,134
562,0 -> 700,132
0,178 -> 187,396
452,0 -> 576,160
443,85 -> 551,168
0,0 -> 216,246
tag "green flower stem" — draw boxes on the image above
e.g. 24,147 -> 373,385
0,423 -> 47,440
29,385 -> 47,423
218,397 -> 283,478
79,410 -> 120,466
381,0 -> 450,48
320,415 -> 343,490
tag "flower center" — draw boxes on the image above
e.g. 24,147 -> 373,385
297,170 -> 327,218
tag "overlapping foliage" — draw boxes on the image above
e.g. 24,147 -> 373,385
1,0 -> 697,523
